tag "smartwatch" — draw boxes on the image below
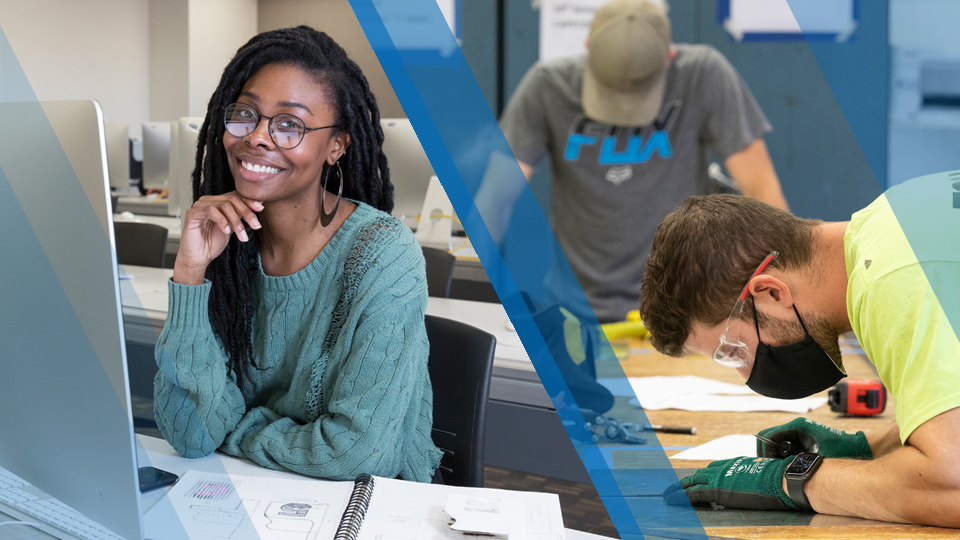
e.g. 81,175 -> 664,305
784,452 -> 823,512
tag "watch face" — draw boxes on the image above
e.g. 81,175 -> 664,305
787,453 -> 820,475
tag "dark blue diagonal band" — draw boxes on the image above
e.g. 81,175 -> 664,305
348,1 -> 706,537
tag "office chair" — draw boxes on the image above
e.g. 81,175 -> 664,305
422,246 -> 456,298
114,221 -> 168,268
425,314 -> 496,487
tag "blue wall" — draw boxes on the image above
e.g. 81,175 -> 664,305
460,0 -> 500,115
462,0 -> 889,222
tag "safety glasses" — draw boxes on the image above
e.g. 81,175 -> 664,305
713,251 -> 779,367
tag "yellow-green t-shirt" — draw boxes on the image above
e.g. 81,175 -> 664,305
845,171 -> 960,443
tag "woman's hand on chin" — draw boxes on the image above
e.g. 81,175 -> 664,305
173,192 -> 263,285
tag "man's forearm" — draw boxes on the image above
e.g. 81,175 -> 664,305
800,448 -> 960,527
517,159 -> 534,181
473,153 -> 534,244
725,139 -> 789,211
744,182 -> 790,211
866,422 -> 902,458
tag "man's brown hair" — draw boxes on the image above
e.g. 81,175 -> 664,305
640,195 -> 822,357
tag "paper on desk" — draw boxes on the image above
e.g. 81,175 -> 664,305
628,375 -> 827,413
143,469 -> 353,540
492,332 -> 531,363
497,331 -> 524,349
361,476 -> 564,540
145,470 -> 564,540
443,494 -> 524,539
450,239 -> 478,259
668,434 -> 759,461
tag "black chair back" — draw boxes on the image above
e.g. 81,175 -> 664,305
114,221 -> 168,268
422,246 -> 456,298
425,315 -> 495,487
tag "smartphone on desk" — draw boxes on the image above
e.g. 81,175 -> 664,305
139,466 -> 179,493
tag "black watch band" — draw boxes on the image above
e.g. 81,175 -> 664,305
784,453 -> 823,512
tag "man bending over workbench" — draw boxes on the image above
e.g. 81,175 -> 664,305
639,171 -> 960,526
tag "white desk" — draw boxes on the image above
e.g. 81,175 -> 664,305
0,435 -> 614,540
115,194 -> 175,217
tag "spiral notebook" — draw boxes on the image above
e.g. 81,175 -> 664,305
332,474 -> 379,539
143,469 -> 565,539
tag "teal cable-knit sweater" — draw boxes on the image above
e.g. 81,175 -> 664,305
153,203 -> 443,482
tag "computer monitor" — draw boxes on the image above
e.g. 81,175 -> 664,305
0,100 -> 144,539
168,117 -> 204,219
104,122 -> 130,190
381,118 -> 437,229
142,121 -> 171,191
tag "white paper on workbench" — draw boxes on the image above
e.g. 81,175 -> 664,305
628,375 -> 827,413
668,434 -> 759,461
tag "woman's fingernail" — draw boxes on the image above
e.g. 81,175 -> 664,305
251,217 -> 262,230
238,229 -> 249,242
225,226 -> 232,234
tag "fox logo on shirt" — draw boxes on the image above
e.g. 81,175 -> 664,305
563,101 -> 680,169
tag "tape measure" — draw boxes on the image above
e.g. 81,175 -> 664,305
827,379 -> 887,416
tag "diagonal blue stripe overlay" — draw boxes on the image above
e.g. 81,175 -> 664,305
349,1 -> 706,537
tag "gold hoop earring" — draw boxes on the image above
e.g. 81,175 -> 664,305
320,161 -> 343,227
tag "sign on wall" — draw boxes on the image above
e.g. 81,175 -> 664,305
538,0 -> 665,62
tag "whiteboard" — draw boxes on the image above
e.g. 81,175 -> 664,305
538,0 -> 666,62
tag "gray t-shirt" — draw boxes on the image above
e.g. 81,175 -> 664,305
500,44 -> 771,322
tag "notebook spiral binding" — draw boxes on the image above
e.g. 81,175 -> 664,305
333,474 -> 376,540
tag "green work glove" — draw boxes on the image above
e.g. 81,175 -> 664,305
663,456 -> 797,511
757,417 -> 872,459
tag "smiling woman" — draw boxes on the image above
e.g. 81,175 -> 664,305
152,26 -> 443,483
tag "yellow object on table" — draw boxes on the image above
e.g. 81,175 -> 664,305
600,310 -> 648,341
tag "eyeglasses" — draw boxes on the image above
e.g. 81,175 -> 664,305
713,251 -> 779,368
223,102 -> 339,149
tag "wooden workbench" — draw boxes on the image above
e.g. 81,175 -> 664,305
601,337 -> 960,540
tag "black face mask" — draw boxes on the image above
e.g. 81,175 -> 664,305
746,304 -> 845,399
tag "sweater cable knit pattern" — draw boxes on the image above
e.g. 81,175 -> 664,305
306,215 -> 398,419
153,202 -> 442,482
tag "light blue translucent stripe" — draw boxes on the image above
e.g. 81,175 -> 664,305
784,2 -> 959,383
0,26 -> 247,539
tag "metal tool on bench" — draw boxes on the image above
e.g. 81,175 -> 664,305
755,434 -> 801,458
581,410 -> 647,444
642,424 -> 697,435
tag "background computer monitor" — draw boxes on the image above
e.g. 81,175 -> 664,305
0,100 -> 144,539
142,121 -> 171,191
381,118 -> 438,230
104,122 -> 130,190
167,117 -> 204,219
